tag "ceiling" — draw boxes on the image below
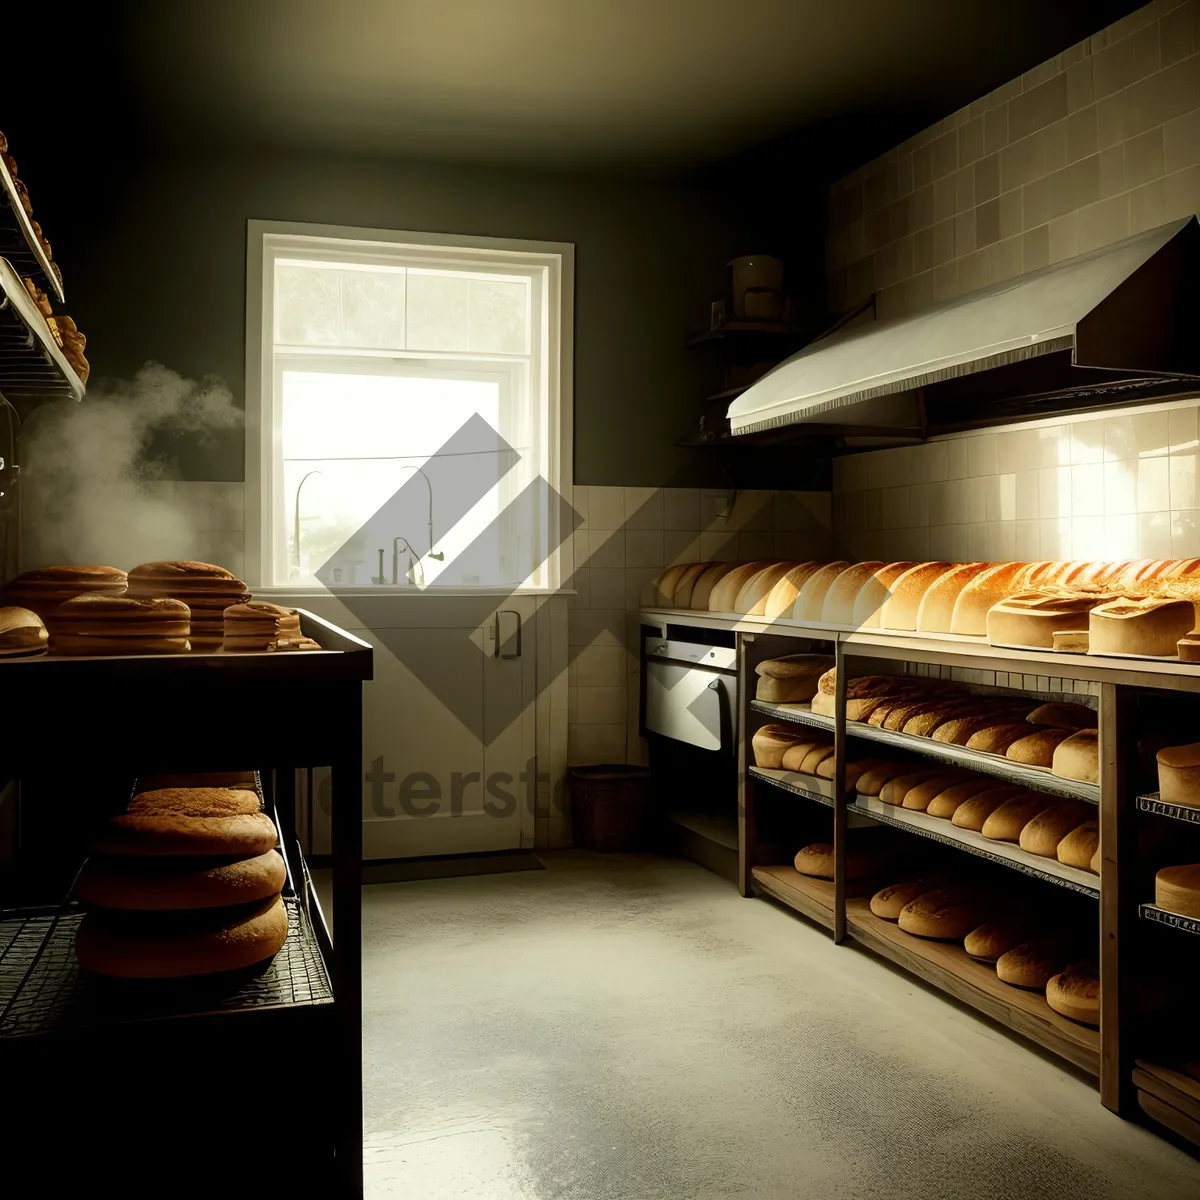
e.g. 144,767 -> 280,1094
19,0 -> 1145,181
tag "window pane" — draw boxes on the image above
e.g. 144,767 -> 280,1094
406,271 -> 471,351
339,268 -> 406,349
275,264 -> 341,345
469,278 -> 528,354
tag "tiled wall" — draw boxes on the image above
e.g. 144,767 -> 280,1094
566,486 -> 832,779
824,0 -> 1200,320
831,398 -> 1200,562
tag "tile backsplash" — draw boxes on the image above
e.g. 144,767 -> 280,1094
831,399 -> 1200,563
825,0 -> 1200,321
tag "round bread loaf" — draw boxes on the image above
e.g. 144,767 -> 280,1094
799,745 -> 835,774
870,880 -> 930,920
223,601 -> 302,652
1018,801 -> 1094,858
901,701 -> 978,738
0,606 -> 48,655
127,560 -> 249,649
1155,864 -> 1200,918
981,793 -> 1054,842
75,894 -> 288,978
1027,702 -> 1097,730
793,561 -> 852,621
735,562 -> 794,615
779,741 -> 823,770
670,562 -> 710,609
851,561 -> 917,629
966,723 -> 1041,755
651,564 -> 690,607
843,758 -> 894,788
1057,821 -> 1100,872
1051,728 -> 1099,783
128,787 -> 260,817
793,843 -> 836,878
949,563 -> 1030,635
794,840 -> 889,880
924,777 -> 999,819
899,888 -> 990,940
1005,729 -> 1071,766
50,594 -> 191,657
76,849 -> 286,911
763,562 -> 824,620
915,562 -> 993,633
94,811 -> 278,858
709,562 -> 770,613
0,565 -> 127,629
856,761 -> 922,797
820,562 -> 885,624
1045,962 -> 1100,1026
996,937 -> 1071,989
753,654 -> 833,703
964,918 -> 1036,962
950,785 -> 1025,831
1157,743 -> 1200,809
751,724 -> 802,768
1089,596 -> 1194,656
879,562 -> 956,632
900,771 -> 973,811
933,714 -> 1007,745
879,769 -> 949,806
689,562 -> 737,610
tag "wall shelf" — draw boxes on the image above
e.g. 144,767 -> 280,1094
1136,793 -> 1200,824
749,699 -> 835,734
850,795 -> 1100,897
749,766 -> 835,807
750,865 -> 835,930
1138,903 -> 1200,935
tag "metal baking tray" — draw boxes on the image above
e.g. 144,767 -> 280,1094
0,256 -> 82,406
1139,903 -> 1200,935
0,156 -> 62,302
1137,793 -> 1200,825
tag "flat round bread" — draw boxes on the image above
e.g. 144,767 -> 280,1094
76,850 -> 287,911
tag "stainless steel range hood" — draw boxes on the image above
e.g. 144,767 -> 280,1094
727,217 -> 1200,438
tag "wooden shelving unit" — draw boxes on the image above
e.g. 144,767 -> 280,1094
1133,1061 -> 1200,1145
750,865 -> 835,930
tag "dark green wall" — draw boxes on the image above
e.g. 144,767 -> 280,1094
39,148 -> 794,487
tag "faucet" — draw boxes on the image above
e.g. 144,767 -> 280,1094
392,537 -> 423,587
293,469 -> 324,576
396,464 -> 445,563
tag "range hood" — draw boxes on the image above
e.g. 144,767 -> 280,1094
727,217 -> 1200,439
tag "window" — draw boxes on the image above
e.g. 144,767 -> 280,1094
246,222 -> 572,590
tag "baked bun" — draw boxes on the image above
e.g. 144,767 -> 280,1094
753,654 -> 834,703
763,562 -> 824,619
794,840 -> 890,880
0,565 -> 127,631
1018,801 -> 1095,858
0,606 -> 48,655
689,562 -> 736,610
964,918 -> 1036,962
1089,597 -> 1194,657
898,888 -> 991,940
1052,729 -> 1099,783
1057,821 -> 1100,872
856,761 -> 922,797
75,894 -> 288,978
932,714 -> 1008,746
1157,743 -> 1200,809
94,811 -> 278,858
900,772 -> 973,811
879,769 -> 952,806
870,880 -> 931,920
1005,729 -> 1072,766
981,793 -> 1054,842
1155,864 -> 1200,917
817,562 -> 883,624
779,741 -> 823,771
1026,702 -> 1097,730
76,849 -> 286,911
793,843 -> 836,878
950,786 -> 1025,832
128,560 -> 250,650
799,745 -> 835,774
128,788 -> 261,817
996,937 -> 1072,989
1045,962 -> 1100,1026
751,724 -> 802,768
51,594 -> 190,656
966,723 -> 1039,755
924,777 -> 999,819
223,601 -> 305,652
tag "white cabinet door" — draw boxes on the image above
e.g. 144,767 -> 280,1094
294,592 -> 536,858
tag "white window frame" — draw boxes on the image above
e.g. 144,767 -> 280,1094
245,219 -> 574,593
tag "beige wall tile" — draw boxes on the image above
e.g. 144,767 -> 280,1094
1094,22 -> 1160,98
930,129 -> 959,179
896,151 -> 915,197
984,105 -> 1009,156
1024,155 -> 1102,227
1023,224 -> 1051,271
1050,210 -> 1081,262
1164,162 -> 1200,216
932,259 -> 959,301
1161,1 -> 1199,68
1129,176 -> 1168,231
933,175 -> 956,222
1066,107 -> 1099,163
1173,509 -> 1200,555
990,234 -> 1024,282
958,247 -> 992,293
999,189 -> 1024,239
1170,404 -> 1200,455
1125,125 -> 1167,186
975,153 -> 1001,202
960,115 -> 985,165
1165,106 -> 1200,173
911,183 -> 935,230
1097,91 -> 1128,148
1067,59 -> 1095,112
1124,51 -> 1200,138
913,226 -> 935,273
913,144 -> 933,189
954,210 -> 977,256
1010,73 -> 1069,140
1099,145 -> 1128,196
1078,193 -> 1131,252
977,198 -> 1001,246
954,165 -> 976,211
1139,510 -> 1173,556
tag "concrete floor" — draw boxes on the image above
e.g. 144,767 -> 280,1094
349,852 -> 1199,1199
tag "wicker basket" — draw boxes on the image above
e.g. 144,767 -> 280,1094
568,765 -> 653,852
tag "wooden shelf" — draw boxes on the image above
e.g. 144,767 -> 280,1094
846,897 -> 1100,1075
1134,1060 -> 1200,1146
750,699 -> 835,734
850,795 -> 1100,897
749,766 -> 835,807
750,865 -> 835,930
1136,793 -> 1200,825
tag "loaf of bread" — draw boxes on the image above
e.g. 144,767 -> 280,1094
901,701 -> 978,738
898,888 -> 991,940
981,793 -> 1054,842
75,894 -> 288,979
951,786 -> 1025,831
1057,821 -> 1100,872
1052,630 -> 1090,653
996,937 -> 1072,988
851,561 -> 916,628
1089,597 -> 1195,657
128,788 -> 261,817
709,562 -> 771,613
128,560 -> 250,651
690,562 -> 737,610
966,723 -> 1039,755
669,562 -> 710,608
1157,744 -> 1200,808
870,880 -> 931,920
76,849 -> 286,911
964,918 -> 1037,962
949,563 -> 1030,635
900,772 -> 973,811
751,724 -> 802,768
1018,801 -> 1095,858
734,562 -> 794,615
1006,729 -> 1072,766
51,595 -> 191,656
879,769 -> 949,806
820,562 -> 884,624
1178,632 -> 1200,662
779,741 -> 824,770
933,714 -> 1008,746
1155,864 -> 1200,917
652,564 -> 691,607
986,591 -> 1108,649
793,561 -> 851,621
0,565 -> 128,633
93,810 -> 278,858
856,762 -> 923,796
0,606 -> 48,655
1045,962 -> 1100,1026
763,562 -> 824,619
817,670 -> 912,721
799,745 -> 835,774
754,655 -> 834,703
1052,729 -> 1099,783
879,562 -> 956,631
1027,702 -> 1097,730
925,777 -> 1002,819
915,563 -> 993,633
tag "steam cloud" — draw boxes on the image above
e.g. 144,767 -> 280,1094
20,363 -> 244,568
